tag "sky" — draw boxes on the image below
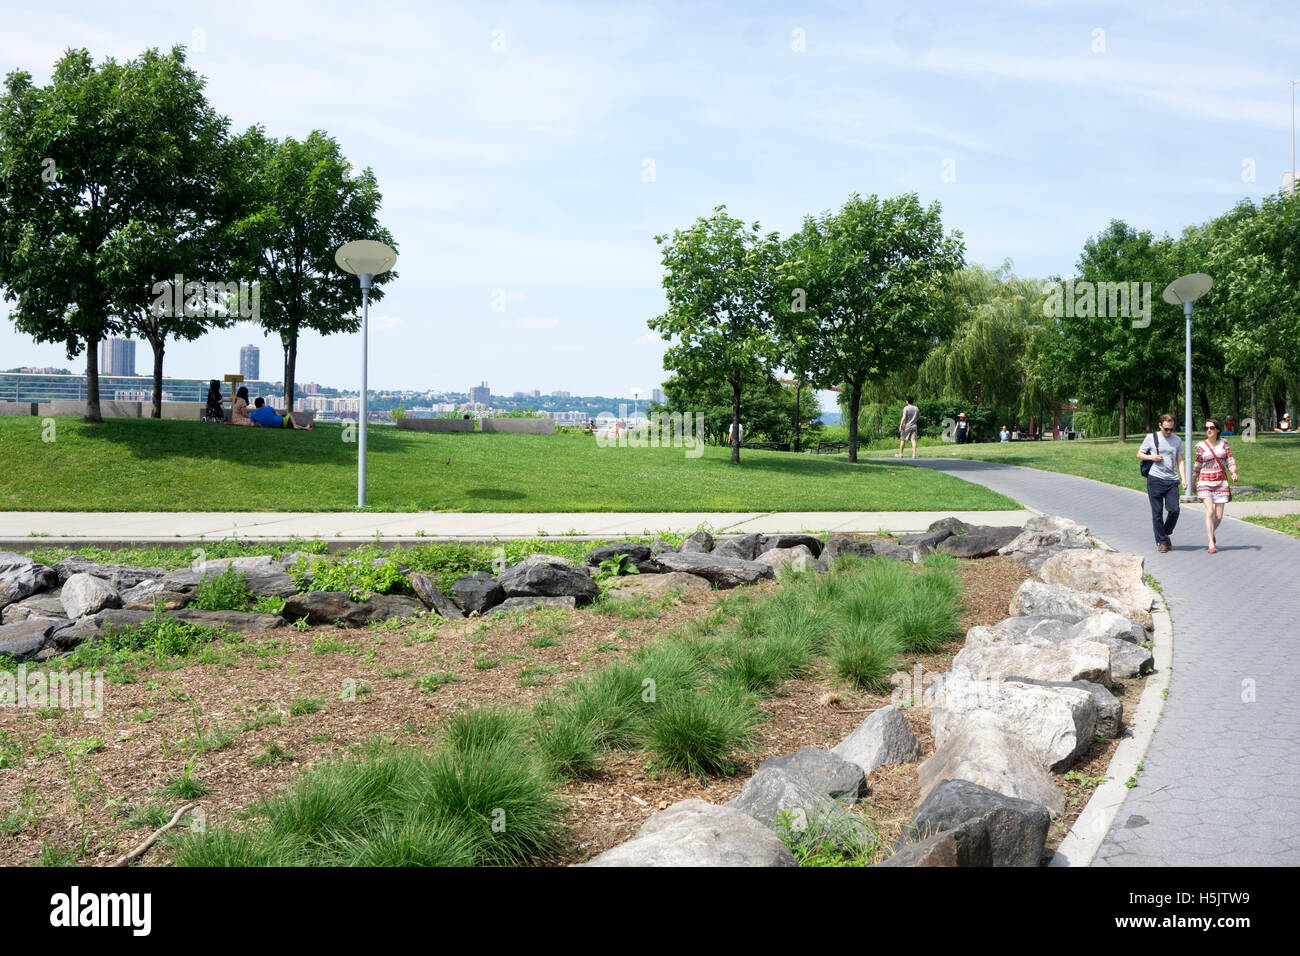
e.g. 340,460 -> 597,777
1,0 -> 1295,405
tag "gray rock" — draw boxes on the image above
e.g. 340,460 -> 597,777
652,552 -> 775,588
1012,580 -> 1153,631
1,590 -> 67,624
1023,514 -> 1084,534
831,704 -> 923,775
167,608 -> 286,632
963,615 -> 1081,648
928,517 -> 977,535
585,543 -> 651,566
1005,677 -> 1123,737
53,555 -> 166,590
451,572 -> 505,615
578,799 -> 796,867
754,545 -> 814,574
1080,634 -> 1154,679
756,747 -> 865,801
917,711 -> 1065,817
758,534 -> 824,558
0,553 -> 58,610
498,559 -> 599,606
281,591 -> 399,627
952,638 -> 1112,686
119,580 -> 191,610
938,533 -> 1004,559
409,572 -> 464,619
712,533 -> 765,561
899,779 -> 1050,867
679,531 -> 715,553
489,595 -> 578,615
649,538 -> 677,556
1070,611 -> 1145,645
160,565 -> 296,599
998,527 -> 1092,562
601,571 -> 712,602
0,619 -> 53,661
870,541 -> 919,563
897,529 -> 952,554
59,572 -> 122,619
821,535 -> 877,564
727,767 -> 876,852
875,817 -> 993,867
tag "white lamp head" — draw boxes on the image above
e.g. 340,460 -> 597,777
335,240 -> 397,277
1162,272 -> 1212,306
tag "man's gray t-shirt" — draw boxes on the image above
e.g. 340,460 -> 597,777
901,404 -> 919,428
1140,431 -> 1183,482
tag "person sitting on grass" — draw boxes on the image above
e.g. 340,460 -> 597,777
250,396 -> 313,430
204,380 -> 225,422
231,386 -> 251,426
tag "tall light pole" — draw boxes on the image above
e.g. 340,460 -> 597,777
1290,79 -> 1300,195
631,387 -> 641,421
335,240 -> 397,508
1161,273 -> 1212,501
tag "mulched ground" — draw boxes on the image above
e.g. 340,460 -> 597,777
0,543 -> 1147,867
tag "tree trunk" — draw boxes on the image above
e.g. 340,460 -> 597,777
282,328 -> 298,412
847,380 -> 862,463
729,379 -> 741,465
1198,384 -> 1210,425
1249,377 -> 1258,435
793,381 -> 801,454
1144,392 -> 1152,434
149,336 -> 165,419
1232,376 -> 1241,429
84,337 -> 103,423
1117,390 -> 1127,443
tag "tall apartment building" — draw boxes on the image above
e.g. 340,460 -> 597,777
652,387 -> 665,403
240,344 -> 260,381
100,338 -> 136,377
470,381 -> 491,405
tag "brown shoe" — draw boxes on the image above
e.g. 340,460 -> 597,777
1157,539 -> 1171,553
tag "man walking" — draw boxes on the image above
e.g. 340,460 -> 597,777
897,396 -> 920,458
1138,413 -> 1186,553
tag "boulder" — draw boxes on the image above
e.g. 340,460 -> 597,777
652,552 -> 775,589
831,705 -> 923,775
578,799 -> 796,867
409,573 -> 464,619
917,711 -> 1065,817
585,543 -> 652,566
119,580 -> 191,611
649,538 -> 677,556
754,545 -> 814,574
929,673 -> 1098,771
952,638 -> 1112,686
167,608 -> 286,632
1076,634 -> 1153,679
0,619 -> 53,661
712,533 -> 765,561
756,747 -> 865,801
1036,550 -> 1157,618
53,556 -> 167,591
1070,611 -> 1146,645
897,529 -> 952,555
59,572 -> 122,619
875,818 -> 992,867
820,535 -> 877,565
899,779 -> 1051,867
758,534 -> 824,558
281,591 -> 401,627
970,612 -> 1151,680
0,553 -> 58,610
498,559 -> 599,606
1005,677 -> 1123,737
937,533 -> 1004,559
451,572 -> 505,615
962,615 -> 1081,649
870,542 -> 920,563
489,596 -> 577,615
1011,580 -> 1152,630
160,565 -> 297,599
1023,514 -> 1085,534
998,527 -> 1092,562
726,767 -> 876,852
1,591 -> 67,625
192,555 -> 280,573
602,572 -> 712,602
679,531 -> 714,553
929,517 -> 976,535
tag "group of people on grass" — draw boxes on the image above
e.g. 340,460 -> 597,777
204,381 -> 312,430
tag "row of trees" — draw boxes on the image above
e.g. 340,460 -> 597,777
647,193 -> 965,463
0,46 -> 396,421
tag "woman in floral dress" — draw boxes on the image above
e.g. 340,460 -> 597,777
1192,419 -> 1238,554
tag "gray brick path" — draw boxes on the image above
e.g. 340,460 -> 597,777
908,457 -> 1300,866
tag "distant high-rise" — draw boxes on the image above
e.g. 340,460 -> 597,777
552,390 -> 570,398
652,387 -> 665,403
240,344 -> 260,381
100,338 -> 136,376
470,381 -> 491,405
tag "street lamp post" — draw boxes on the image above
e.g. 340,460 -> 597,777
1291,79 -> 1300,195
335,240 -> 397,508
1161,273 -> 1213,501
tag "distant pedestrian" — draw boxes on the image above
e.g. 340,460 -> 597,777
1138,413 -> 1186,553
1192,419 -> 1238,554
897,396 -> 919,458
728,421 -> 744,446
954,412 -> 969,445
999,425 -> 1010,442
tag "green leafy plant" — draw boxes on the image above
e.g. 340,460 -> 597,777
594,553 -> 641,583
192,566 -> 251,611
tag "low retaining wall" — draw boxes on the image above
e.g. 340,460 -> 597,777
0,401 -> 35,416
33,400 -> 143,418
397,417 -> 475,433
480,418 -> 552,434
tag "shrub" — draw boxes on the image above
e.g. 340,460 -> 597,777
830,621 -> 902,691
640,687 -> 761,778
533,703 -> 601,779
191,566 -> 251,611
442,704 -> 530,754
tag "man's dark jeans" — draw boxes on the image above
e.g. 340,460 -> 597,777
1147,475 -> 1180,545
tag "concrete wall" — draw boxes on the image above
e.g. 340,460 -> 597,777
33,400 -> 143,418
480,418 -> 553,434
0,401 -> 35,416
161,401 -> 205,420
397,417 -> 475,433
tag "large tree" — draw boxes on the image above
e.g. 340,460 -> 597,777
777,192 -> 964,462
230,128 -> 395,408
648,205 -> 781,464
0,48 -> 191,422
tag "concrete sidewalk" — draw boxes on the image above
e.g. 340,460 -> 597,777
0,509 -> 1036,548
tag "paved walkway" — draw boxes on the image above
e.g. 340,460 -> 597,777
903,457 -> 1300,866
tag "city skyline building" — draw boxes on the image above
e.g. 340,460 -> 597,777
100,338 -> 136,377
240,344 -> 260,381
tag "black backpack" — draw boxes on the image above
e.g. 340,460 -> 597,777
1140,433 -> 1161,477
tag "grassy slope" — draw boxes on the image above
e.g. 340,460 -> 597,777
0,417 -> 1018,513
864,434 -> 1300,494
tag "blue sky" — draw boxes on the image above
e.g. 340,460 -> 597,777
1,0 -> 1294,403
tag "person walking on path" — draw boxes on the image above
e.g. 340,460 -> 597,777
954,412 -> 969,445
1138,413 -> 1186,553
1192,419 -> 1238,554
897,396 -> 920,458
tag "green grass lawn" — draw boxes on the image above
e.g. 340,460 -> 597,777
0,417 -> 1018,513
1243,514 -> 1300,539
865,433 -> 1300,494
